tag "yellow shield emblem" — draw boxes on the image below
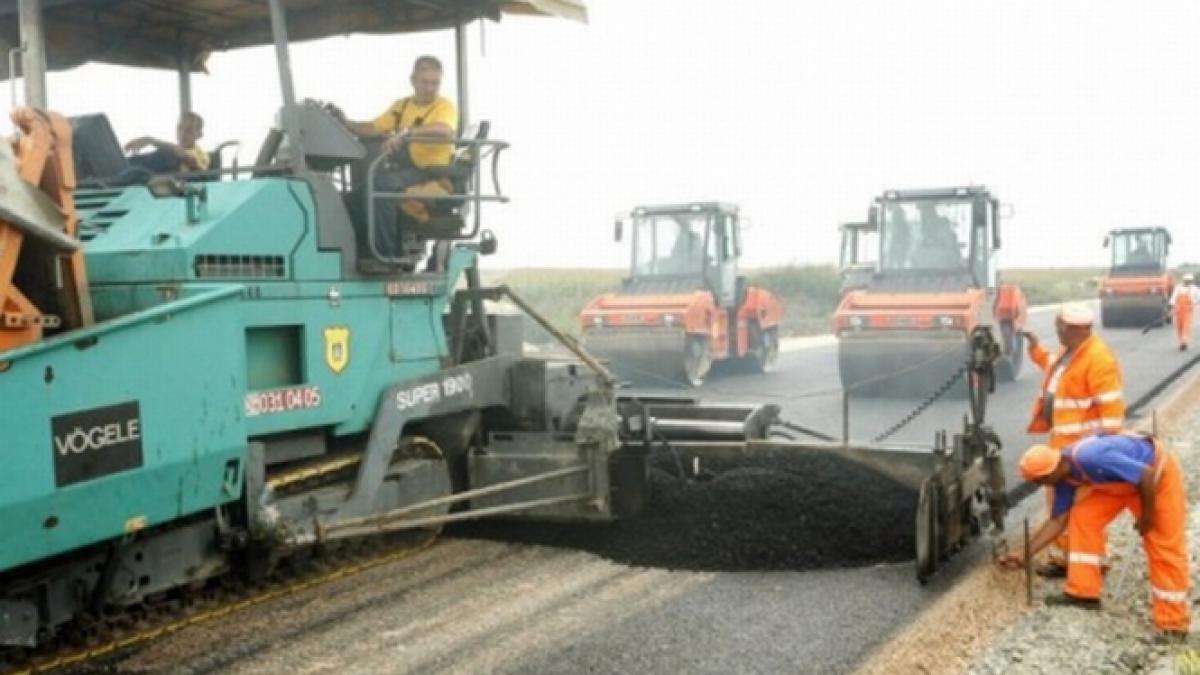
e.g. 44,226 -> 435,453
324,326 -> 350,374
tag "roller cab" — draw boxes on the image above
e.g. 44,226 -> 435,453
579,203 -> 784,387
832,187 -> 1027,397
1099,227 -> 1173,328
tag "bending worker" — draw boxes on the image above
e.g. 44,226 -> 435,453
1170,274 -> 1200,351
998,435 -> 1190,637
1020,303 -> 1125,578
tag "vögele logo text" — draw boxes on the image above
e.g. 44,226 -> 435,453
54,418 -> 141,456
51,401 -> 145,487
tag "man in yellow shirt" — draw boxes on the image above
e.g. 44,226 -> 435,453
333,55 -> 458,264
120,112 -> 210,181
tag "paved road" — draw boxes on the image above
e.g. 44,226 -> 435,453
127,303 -> 1196,675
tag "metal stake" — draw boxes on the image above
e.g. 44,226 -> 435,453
842,391 -> 849,446
1024,517 -> 1033,606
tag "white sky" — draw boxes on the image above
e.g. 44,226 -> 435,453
23,0 -> 1200,270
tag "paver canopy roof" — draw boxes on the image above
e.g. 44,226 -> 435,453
0,0 -> 587,76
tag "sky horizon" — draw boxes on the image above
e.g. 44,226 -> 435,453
13,1 -> 1200,270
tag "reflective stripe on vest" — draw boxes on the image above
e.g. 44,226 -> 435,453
1069,552 -> 1103,566
1046,353 -> 1071,394
1054,390 -> 1124,410
1152,586 -> 1189,604
1054,420 -> 1101,436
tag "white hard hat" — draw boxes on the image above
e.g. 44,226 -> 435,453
1058,302 -> 1094,326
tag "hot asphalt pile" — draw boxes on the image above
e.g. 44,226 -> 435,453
451,453 -> 918,571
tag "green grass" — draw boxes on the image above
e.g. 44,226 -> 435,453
482,268 -> 623,344
1000,268 -> 1103,307
486,266 -> 1103,344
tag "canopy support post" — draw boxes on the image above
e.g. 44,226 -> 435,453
267,0 -> 306,171
177,53 -> 193,115
455,21 -> 469,130
17,0 -> 46,109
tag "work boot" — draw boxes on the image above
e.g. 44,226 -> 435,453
1044,593 -> 1101,610
1035,562 -> 1067,579
1181,344 -> 1188,352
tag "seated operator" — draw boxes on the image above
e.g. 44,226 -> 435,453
330,55 -> 458,268
116,112 -> 210,184
911,201 -> 962,268
1127,235 -> 1158,268
659,225 -> 704,274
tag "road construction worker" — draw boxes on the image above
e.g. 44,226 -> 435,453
1021,302 -> 1125,578
1170,274 -> 1200,351
911,201 -> 962,269
330,55 -> 458,267
1128,234 -> 1159,268
998,435 -> 1190,637
883,205 -> 912,270
116,112 -> 209,183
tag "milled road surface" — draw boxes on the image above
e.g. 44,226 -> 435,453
105,305 -> 1195,675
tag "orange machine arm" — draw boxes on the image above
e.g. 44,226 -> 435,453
0,108 -> 92,353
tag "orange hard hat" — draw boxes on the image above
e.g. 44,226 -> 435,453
1019,444 -> 1062,481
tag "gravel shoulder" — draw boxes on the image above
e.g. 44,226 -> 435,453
967,416 -> 1200,675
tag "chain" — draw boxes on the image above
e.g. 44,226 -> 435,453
871,364 -> 968,443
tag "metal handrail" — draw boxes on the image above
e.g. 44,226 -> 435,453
75,164 -> 290,191
365,136 -> 510,266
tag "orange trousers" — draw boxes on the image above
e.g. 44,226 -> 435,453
1064,453 -> 1191,631
1176,298 -> 1193,347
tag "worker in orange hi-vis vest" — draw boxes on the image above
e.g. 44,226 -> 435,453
999,436 -> 1190,639
1020,302 -> 1125,579
1170,274 -> 1200,351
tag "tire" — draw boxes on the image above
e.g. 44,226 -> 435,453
915,478 -> 938,584
682,336 -> 712,387
392,436 -> 452,536
739,324 -> 779,374
995,322 -> 1023,382
755,326 -> 780,373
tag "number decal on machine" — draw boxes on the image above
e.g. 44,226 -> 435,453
244,386 -> 323,417
395,373 -> 474,412
51,401 -> 144,487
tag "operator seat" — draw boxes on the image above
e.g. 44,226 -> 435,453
68,114 -> 127,184
416,121 -> 491,237
345,121 -> 491,267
